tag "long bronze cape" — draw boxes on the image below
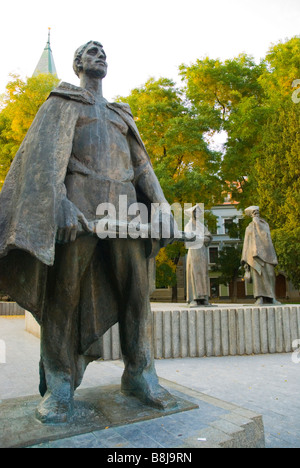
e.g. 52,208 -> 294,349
0,83 -> 155,355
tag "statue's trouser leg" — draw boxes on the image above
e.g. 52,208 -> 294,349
37,237 -> 98,422
186,249 -> 210,304
186,251 -> 193,303
107,238 -> 153,375
108,239 -> 175,408
252,263 -> 276,302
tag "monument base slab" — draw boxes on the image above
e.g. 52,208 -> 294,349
0,384 -> 197,448
0,379 -> 265,448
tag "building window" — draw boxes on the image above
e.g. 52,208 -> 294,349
224,218 -> 233,234
209,247 -> 219,264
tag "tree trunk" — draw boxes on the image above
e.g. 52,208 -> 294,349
232,278 -> 238,303
171,253 -> 182,303
172,285 -> 178,303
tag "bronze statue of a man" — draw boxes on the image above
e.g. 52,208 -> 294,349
241,206 -> 281,306
0,41 -> 176,423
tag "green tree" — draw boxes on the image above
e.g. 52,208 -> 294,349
0,73 -> 59,188
253,37 -> 300,288
117,77 -> 222,206
211,217 -> 250,302
212,245 -> 243,302
117,78 -> 223,294
180,54 -> 267,207
271,228 -> 300,289
181,37 -> 300,289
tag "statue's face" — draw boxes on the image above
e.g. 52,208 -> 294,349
80,43 -> 108,79
252,209 -> 259,218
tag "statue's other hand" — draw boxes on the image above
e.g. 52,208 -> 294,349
204,236 -> 212,247
56,198 -> 81,243
151,207 -> 176,247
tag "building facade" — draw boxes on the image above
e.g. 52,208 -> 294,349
151,202 -> 299,303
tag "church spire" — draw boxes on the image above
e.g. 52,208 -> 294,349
33,28 -> 58,77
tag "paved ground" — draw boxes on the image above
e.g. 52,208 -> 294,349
0,316 -> 299,448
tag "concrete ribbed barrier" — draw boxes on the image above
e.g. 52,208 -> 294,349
0,302 -> 25,316
21,304 -> 300,360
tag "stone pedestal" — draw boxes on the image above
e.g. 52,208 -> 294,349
0,379 -> 265,449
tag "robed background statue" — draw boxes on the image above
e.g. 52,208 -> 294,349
241,206 -> 280,306
0,41 -> 176,423
185,205 -> 213,307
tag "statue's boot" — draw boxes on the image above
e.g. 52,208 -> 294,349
271,299 -> 281,305
202,296 -> 212,307
188,297 -> 212,308
35,383 -> 73,424
254,296 -> 264,305
121,367 -> 177,410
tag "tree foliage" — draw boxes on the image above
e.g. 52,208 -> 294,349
211,217 -> 251,300
181,36 -> 300,289
212,245 -> 243,301
0,73 -> 59,188
253,38 -> 300,288
117,78 -> 223,288
117,77 -> 222,207
180,54 -> 267,205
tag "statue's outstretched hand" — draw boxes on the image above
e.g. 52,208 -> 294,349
151,205 -> 179,248
56,198 -> 87,243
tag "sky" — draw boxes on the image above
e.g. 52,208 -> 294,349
0,0 -> 299,102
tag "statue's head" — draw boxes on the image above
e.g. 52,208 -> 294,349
245,206 -> 260,218
73,41 -> 108,79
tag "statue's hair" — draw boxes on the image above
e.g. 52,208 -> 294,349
73,41 -> 104,77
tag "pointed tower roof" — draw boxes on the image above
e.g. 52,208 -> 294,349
33,28 -> 58,77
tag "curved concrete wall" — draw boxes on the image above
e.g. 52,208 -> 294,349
0,302 -> 25,316
96,304 -> 300,360
20,304 -> 300,360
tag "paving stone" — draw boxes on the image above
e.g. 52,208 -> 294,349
113,425 -> 164,448
1,317 -> 299,448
